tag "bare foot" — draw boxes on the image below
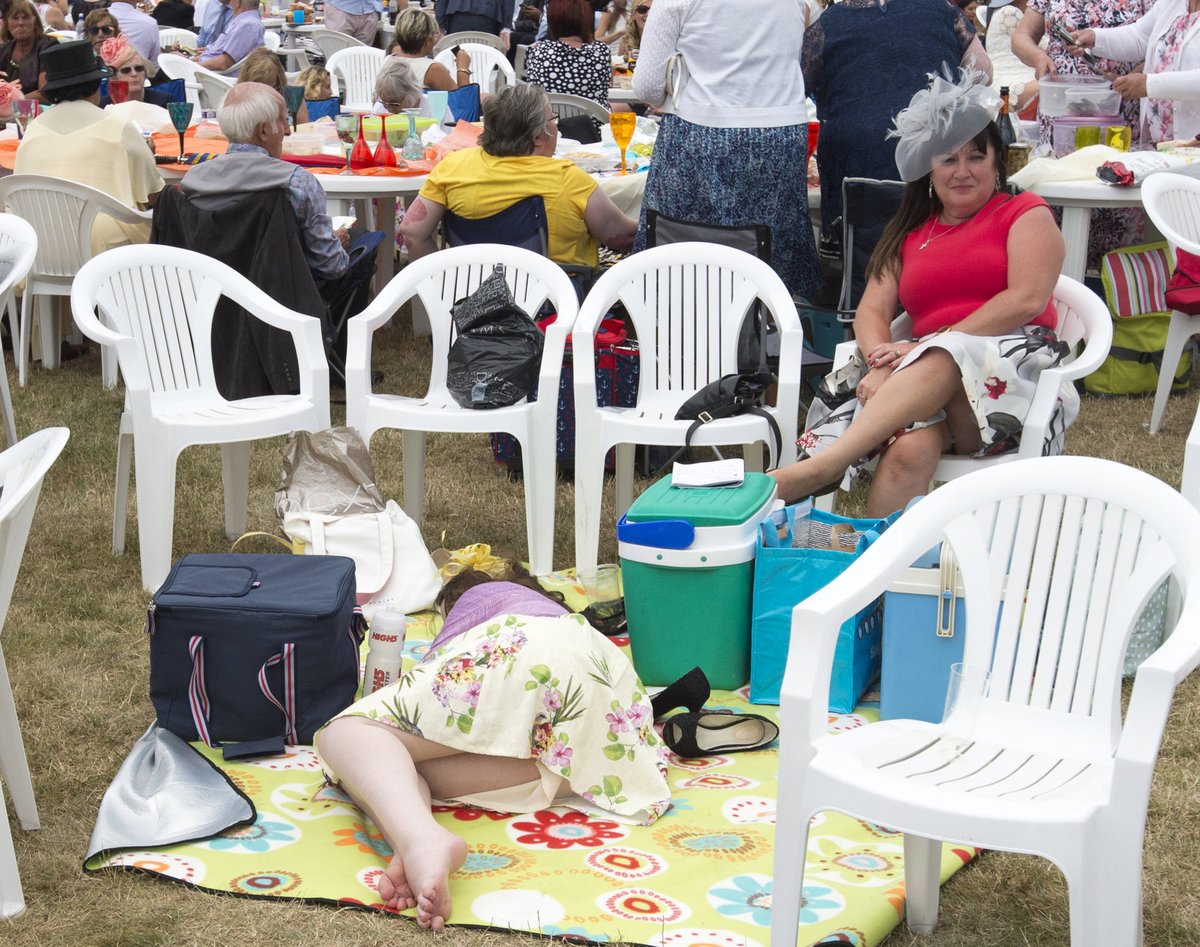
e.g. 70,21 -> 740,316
769,455 -> 844,504
377,853 -> 416,911
402,824 -> 468,930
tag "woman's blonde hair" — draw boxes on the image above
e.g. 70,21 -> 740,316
391,7 -> 437,54
236,47 -> 287,91
621,1 -> 646,56
296,64 -> 329,99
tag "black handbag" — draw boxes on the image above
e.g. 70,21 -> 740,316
672,369 -> 783,469
446,264 -> 545,409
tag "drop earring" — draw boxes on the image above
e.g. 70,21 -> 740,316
928,179 -> 933,198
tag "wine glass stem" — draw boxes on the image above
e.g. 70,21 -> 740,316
178,131 -> 185,157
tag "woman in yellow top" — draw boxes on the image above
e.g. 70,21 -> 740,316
399,84 -> 636,267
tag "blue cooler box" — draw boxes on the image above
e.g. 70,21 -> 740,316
879,543 -> 965,723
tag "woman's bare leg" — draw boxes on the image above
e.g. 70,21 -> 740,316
316,717 -> 539,929
771,349 -> 964,503
865,424 -> 950,517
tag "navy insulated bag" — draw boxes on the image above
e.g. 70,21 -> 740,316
149,554 -> 365,754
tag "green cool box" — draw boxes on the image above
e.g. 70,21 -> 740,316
617,473 -> 777,690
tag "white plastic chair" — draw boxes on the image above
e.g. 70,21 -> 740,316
263,30 -> 281,52
0,174 -> 153,390
770,455 -> 1200,947
157,52 -> 205,108
196,69 -> 235,111
1140,173 -> 1200,435
158,26 -> 199,52
432,30 -> 507,55
70,245 -> 331,591
311,26 -> 366,60
814,274 -> 1113,511
326,46 -> 385,113
547,91 -> 609,124
433,43 -> 514,94
345,244 -> 579,576
0,427 -> 69,920
1183,399 -> 1200,511
572,243 -> 805,573
0,216 -> 38,447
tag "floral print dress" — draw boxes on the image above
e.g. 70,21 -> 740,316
324,612 -> 672,826
1146,10 -> 1200,142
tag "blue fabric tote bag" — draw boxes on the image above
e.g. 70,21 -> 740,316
749,501 -> 898,712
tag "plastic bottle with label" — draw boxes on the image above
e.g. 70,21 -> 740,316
362,610 -> 406,694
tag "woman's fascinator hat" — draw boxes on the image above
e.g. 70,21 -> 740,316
890,67 -> 1000,182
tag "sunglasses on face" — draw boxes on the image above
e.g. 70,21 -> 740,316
87,24 -> 116,35
117,63 -> 146,74
635,4 -> 650,13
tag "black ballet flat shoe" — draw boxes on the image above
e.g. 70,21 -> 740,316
649,666 -> 711,720
661,711 -> 780,759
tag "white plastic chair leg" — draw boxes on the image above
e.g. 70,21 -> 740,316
1066,827 -> 1144,947
400,429 -> 427,526
0,649 -> 38,830
744,442 -> 764,473
0,802 -> 24,919
134,446 -> 179,592
573,434 -> 609,575
221,442 -> 252,540
0,339 -> 16,448
767,804 -> 813,947
1183,405 -> 1200,510
1148,311 -> 1199,434
613,442 -> 637,521
520,429 -> 556,576
903,833 -> 943,935
16,290 -> 30,389
37,297 -> 59,371
100,347 -> 117,390
112,415 -> 134,556
813,491 -> 837,513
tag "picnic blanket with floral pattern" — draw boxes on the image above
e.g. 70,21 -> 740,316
85,570 -> 975,947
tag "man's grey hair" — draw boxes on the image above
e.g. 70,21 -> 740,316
481,84 -> 550,158
374,58 -> 422,110
219,81 -> 285,143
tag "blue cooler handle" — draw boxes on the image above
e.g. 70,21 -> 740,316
616,515 -> 696,549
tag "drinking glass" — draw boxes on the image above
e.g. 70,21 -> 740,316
373,115 -> 397,167
283,84 -> 305,130
941,662 -> 991,751
13,99 -> 39,139
167,101 -> 194,159
609,111 -> 636,175
349,114 -> 374,171
108,79 -> 130,105
577,564 -> 626,637
335,113 -> 358,173
426,89 -> 448,126
400,107 -> 424,161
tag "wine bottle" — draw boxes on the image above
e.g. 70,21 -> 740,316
998,86 -> 1017,153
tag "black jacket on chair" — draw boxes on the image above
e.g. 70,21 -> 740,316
151,185 -> 334,400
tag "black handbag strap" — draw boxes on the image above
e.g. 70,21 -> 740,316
682,404 -> 783,469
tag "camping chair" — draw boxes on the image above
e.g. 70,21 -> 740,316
344,244 -> 579,576
443,195 -> 548,255
70,245 -> 330,591
325,46 -> 385,113
1140,173 -> 1200,434
572,242 -> 806,573
0,427 -> 68,920
770,455 -> 1200,947
835,177 -> 906,323
446,82 -> 481,122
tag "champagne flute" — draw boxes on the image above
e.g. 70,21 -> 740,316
335,113 -> 358,173
609,110 -> 636,176
167,101 -> 194,160
108,79 -> 130,105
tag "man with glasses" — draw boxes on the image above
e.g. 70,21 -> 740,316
399,83 -> 635,264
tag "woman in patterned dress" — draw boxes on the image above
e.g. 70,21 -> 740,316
315,567 -> 671,931
1069,0 -> 1200,143
523,0 -> 614,108
1012,0 -> 1152,259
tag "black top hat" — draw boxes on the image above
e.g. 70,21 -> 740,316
39,40 -> 107,95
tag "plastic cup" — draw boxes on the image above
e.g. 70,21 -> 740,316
1074,125 -> 1102,150
577,563 -> 625,636
1106,125 -> 1131,151
941,662 -> 990,748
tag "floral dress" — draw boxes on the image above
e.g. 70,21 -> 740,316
1029,0 -> 1152,264
322,612 -> 672,826
1146,10 -> 1200,142
523,39 -> 613,108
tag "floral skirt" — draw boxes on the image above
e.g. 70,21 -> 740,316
634,113 -> 823,299
320,613 -> 671,826
798,326 -> 1079,489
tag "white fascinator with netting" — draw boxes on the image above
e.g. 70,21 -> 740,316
889,67 -> 1001,182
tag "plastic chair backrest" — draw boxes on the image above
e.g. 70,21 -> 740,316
433,44 -> 513,94
837,177 -> 906,320
158,52 -> 205,107
432,30 -> 507,55
1142,173 -> 1200,259
546,91 -> 609,124
196,70 -> 234,111
326,46 -> 385,111
311,26 -> 366,59
263,30 -> 281,51
0,215 -> 39,302
0,175 -> 151,284
514,43 -> 528,82
158,27 -> 199,51
443,195 -> 548,256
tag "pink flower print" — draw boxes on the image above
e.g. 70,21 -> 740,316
606,707 -> 632,733
462,679 -> 482,707
984,376 -> 1007,400
544,688 -> 563,712
625,702 -> 650,728
546,739 -> 573,768
797,429 -> 819,449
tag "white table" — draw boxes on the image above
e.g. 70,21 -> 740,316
1028,178 -> 1144,283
